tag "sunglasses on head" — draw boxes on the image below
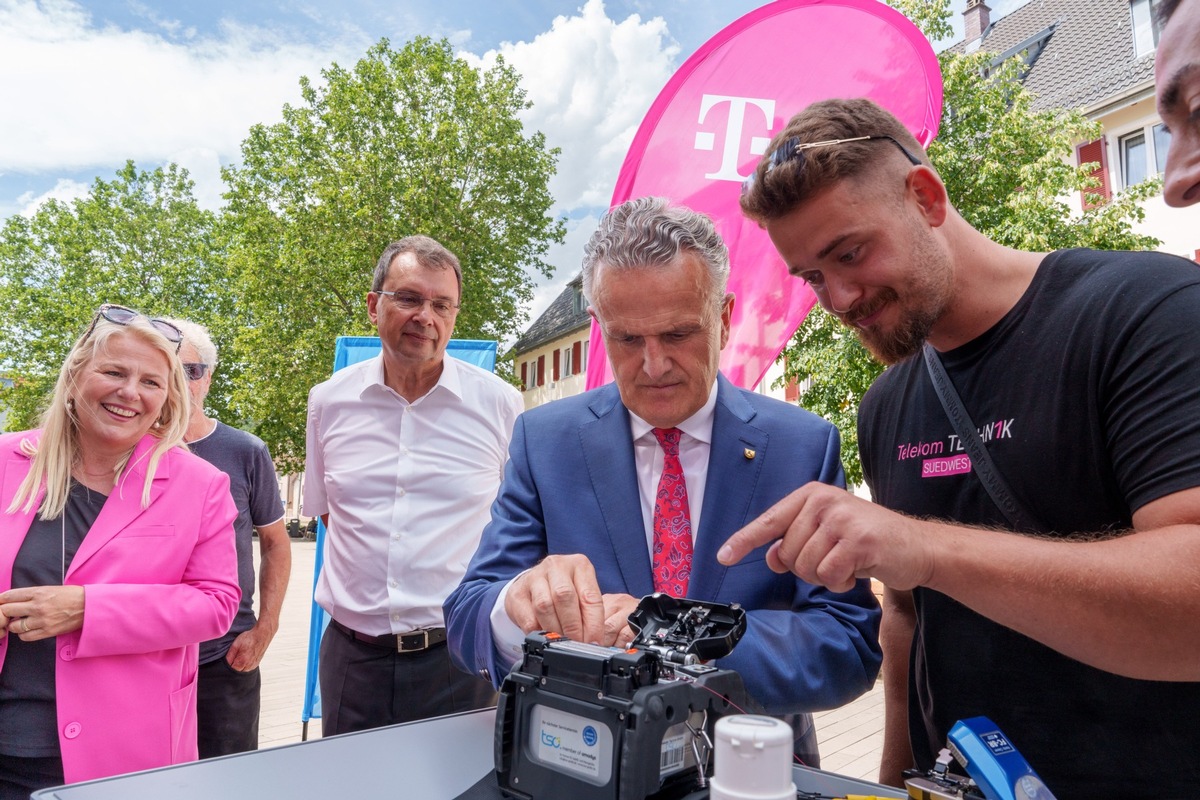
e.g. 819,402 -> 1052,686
182,362 -> 210,381
741,134 -> 923,196
84,304 -> 183,353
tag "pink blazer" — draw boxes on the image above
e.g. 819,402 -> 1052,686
0,431 -> 240,783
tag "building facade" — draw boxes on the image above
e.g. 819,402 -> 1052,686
510,274 -> 591,410
958,0 -> 1196,260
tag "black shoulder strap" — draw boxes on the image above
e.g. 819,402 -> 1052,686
922,344 -> 1038,531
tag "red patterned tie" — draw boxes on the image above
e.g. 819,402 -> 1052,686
651,427 -> 693,596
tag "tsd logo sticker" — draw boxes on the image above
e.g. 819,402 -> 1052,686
582,726 -> 598,747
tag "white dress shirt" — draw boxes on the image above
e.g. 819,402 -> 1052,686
490,382 -> 719,662
628,383 -> 717,547
304,354 -> 523,636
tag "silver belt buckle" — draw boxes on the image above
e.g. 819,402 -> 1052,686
398,629 -> 429,652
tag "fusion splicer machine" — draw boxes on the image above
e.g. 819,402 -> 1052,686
494,595 -> 750,800
904,717 -> 1058,800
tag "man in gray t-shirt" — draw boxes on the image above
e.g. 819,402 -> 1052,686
167,318 -> 291,758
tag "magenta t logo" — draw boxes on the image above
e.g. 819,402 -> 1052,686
588,0 -> 943,391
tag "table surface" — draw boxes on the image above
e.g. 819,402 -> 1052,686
33,709 -> 904,800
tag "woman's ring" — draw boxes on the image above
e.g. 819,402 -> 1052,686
19,618 -> 29,633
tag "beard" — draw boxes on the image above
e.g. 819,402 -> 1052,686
848,230 -> 954,366
854,290 -> 940,365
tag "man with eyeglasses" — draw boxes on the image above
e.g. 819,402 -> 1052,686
721,97 -> 1200,796
303,235 -> 523,734
163,317 -> 291,758
1156,0 -> 1200,207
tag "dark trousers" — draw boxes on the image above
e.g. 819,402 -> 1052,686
196,656 -> 262,758
319,620 -> 497,737
0,755 -> 62,800
789,711 -> 821,769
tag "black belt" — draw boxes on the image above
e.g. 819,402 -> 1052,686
330,618 -> 447,653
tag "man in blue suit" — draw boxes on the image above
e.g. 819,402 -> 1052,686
444,197 -> 881,765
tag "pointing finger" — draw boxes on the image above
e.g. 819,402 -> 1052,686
718,484 -> 815,565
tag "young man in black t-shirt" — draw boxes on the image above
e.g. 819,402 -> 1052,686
720,98 -> 1200,797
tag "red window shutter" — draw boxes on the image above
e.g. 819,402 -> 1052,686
537,355 -> 545,387
520,361 -> 527,387
1077,138 -> 1110,209
572,341 -> 582,375
553,349 -> 560,381
784,376 -> 800,402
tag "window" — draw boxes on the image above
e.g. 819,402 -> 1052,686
1154,124 -> 1171,173
1123,131 -> 1149,187
1120,123 -> 1172,188
562,345 -> 574,377
1077,138 -> 1111,209
1130,0 -> 1164,58
522,361 -> 536,390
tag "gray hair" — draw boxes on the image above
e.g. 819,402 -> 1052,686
161,316 -> 218,369
372,235 -> 463,298
581,197 -> 730,308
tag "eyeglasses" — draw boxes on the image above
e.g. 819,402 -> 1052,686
84,304 -> 183,352
183,362 -> 210,381
741,134 -> 922,195
374,290 -> 460,319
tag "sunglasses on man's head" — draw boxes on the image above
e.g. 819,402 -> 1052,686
741,134 -> 923,196
182,363 -> 210,381
84,304 -> 183,353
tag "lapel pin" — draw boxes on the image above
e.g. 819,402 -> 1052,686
743,448 -> 756,460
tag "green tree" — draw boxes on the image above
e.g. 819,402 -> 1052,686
222,37 -> 564,468
780,0 -> 1161,485
0,162 -> 229,431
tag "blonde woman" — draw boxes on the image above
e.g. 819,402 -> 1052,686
0,305 -> 240,797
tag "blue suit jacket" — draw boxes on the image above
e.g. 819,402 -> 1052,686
444,375 -> 881,714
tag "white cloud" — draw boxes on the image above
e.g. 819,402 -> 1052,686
170,147 -> 224,210
463,0 -> 683,327
18,177 -> 91,216
1,0 -> 687,332
0,0 -> 370,203
465,0 -> 679,214
512,210 -> 601,345
2,0 -> 679,223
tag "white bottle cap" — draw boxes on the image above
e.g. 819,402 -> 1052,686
708,714 -> 797,800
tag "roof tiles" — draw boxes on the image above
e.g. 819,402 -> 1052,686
951,0 -> 1155,112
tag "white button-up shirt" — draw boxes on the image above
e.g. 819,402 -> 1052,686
628,383 -> 717,547
304,354 -> 522,636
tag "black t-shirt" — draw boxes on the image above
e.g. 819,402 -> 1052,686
859,249 -> 1200,797
0,481 -> 102,758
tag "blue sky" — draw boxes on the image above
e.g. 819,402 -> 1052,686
0,0 -> 1020,322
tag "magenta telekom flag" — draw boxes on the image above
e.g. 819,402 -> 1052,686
586,0 -> 943,391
